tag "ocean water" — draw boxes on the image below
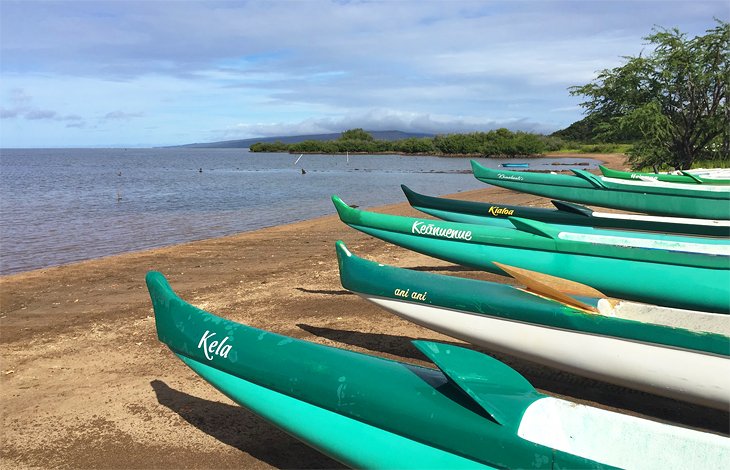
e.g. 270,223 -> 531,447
0,148 -> 598,275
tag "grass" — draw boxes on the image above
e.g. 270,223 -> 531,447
637,159 -> 730,172
686,159 -> 730,169
553,143 -> 632,154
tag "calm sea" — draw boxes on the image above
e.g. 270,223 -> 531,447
0,148 -> 598,275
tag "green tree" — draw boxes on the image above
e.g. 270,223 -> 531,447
289,140 -> 324,153
249,141 -> 290,152
340,128 -> 374,141
550,115 -> 636,143
569,21 -> 729,169
394,137 -> 436,154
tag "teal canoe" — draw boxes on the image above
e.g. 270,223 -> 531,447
402,185 -> 730,237
336,240 -> 730,408
501,162 -> 529,168
332,195 -> 730,313
147,271 -> 730,469
599,166 -> 730,185
471,160 -> 730,219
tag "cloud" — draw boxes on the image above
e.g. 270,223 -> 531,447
222,108 -> 552,139
2,1 -> 720,82
1,1 -> 726,147
0,88 -> 85,123
102,111 -> 145,120
25,109 -> 58,120
1,88 -> 33,117
0,107 -> 22,119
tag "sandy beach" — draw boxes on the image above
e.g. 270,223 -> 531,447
2,153 -> 727,469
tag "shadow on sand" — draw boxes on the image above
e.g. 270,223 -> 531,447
405,264 -> 479,273
294,287 -> 353,296
150,380 -> 345,469
298,323 -> 730,435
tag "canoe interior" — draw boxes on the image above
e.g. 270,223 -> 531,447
598,299 -> 730,336
600,175 -> 730,192
555,230 -> 730,255
518,397 -> 730,469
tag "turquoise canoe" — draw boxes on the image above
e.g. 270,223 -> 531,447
501,162 -> 529,168
471,160 -> 730,219
599,166 -> 730,185
332,196 -> 730,313
147,271 -> 730,469
336,241 -> 730,409
402,185 -> 730,237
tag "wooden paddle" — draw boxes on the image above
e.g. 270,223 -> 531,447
493,262 -> 616,314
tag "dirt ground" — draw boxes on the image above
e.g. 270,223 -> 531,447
1,154 -> 727,469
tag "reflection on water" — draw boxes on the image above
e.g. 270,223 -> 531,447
0,148 -> 598,274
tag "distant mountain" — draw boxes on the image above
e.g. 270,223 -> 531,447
171,130 -> 434,148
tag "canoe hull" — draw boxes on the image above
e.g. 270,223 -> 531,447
336,241 -> 730,409
402,185 -> 730,237
147,271 -> 604,469
349,223 -> 730,313
149,271 -> 730,468
599,166 -> 730,185
471,161 -> 730,219
180,355 -> 486,469
364,295 -> 730,409
501,163 -> 529,168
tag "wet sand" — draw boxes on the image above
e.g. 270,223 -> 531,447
1,154 -> 727,469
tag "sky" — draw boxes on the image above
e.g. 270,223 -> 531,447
0,1 -> 727,148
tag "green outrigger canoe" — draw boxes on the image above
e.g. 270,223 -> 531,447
599,166 -> 730,185
471,160 -> 730,219
332,196 -> 730,313
336,241 -> 730,409
147,271 -> 730,469
402,185 -> 730,237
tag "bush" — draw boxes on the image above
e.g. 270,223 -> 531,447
251,128 -> 561,156
249,141 -> 289,152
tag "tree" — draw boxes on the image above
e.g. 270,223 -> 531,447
550,114 -> 637,143
569,20 -> 729,169
394,137 -> 436,154
339,128 -> 374,141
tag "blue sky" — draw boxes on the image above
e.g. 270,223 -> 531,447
1,1 -> 727,147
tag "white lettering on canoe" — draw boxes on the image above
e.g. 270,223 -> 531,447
198,330 -> 233,361
630,173 -> 657,180
411,290 -> 428,302
394,287 -> 428,302
497,173 -> 524,181
394,288 -> 410,298
411,221 -> 472,240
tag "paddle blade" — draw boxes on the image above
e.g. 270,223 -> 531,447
493,262 -> 607,313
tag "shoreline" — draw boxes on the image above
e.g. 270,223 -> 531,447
3,153 -> 727,469
0,152 -> 606,278
250,150 -> 602,158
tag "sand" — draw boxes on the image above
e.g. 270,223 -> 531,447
1,154 -> 727,469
